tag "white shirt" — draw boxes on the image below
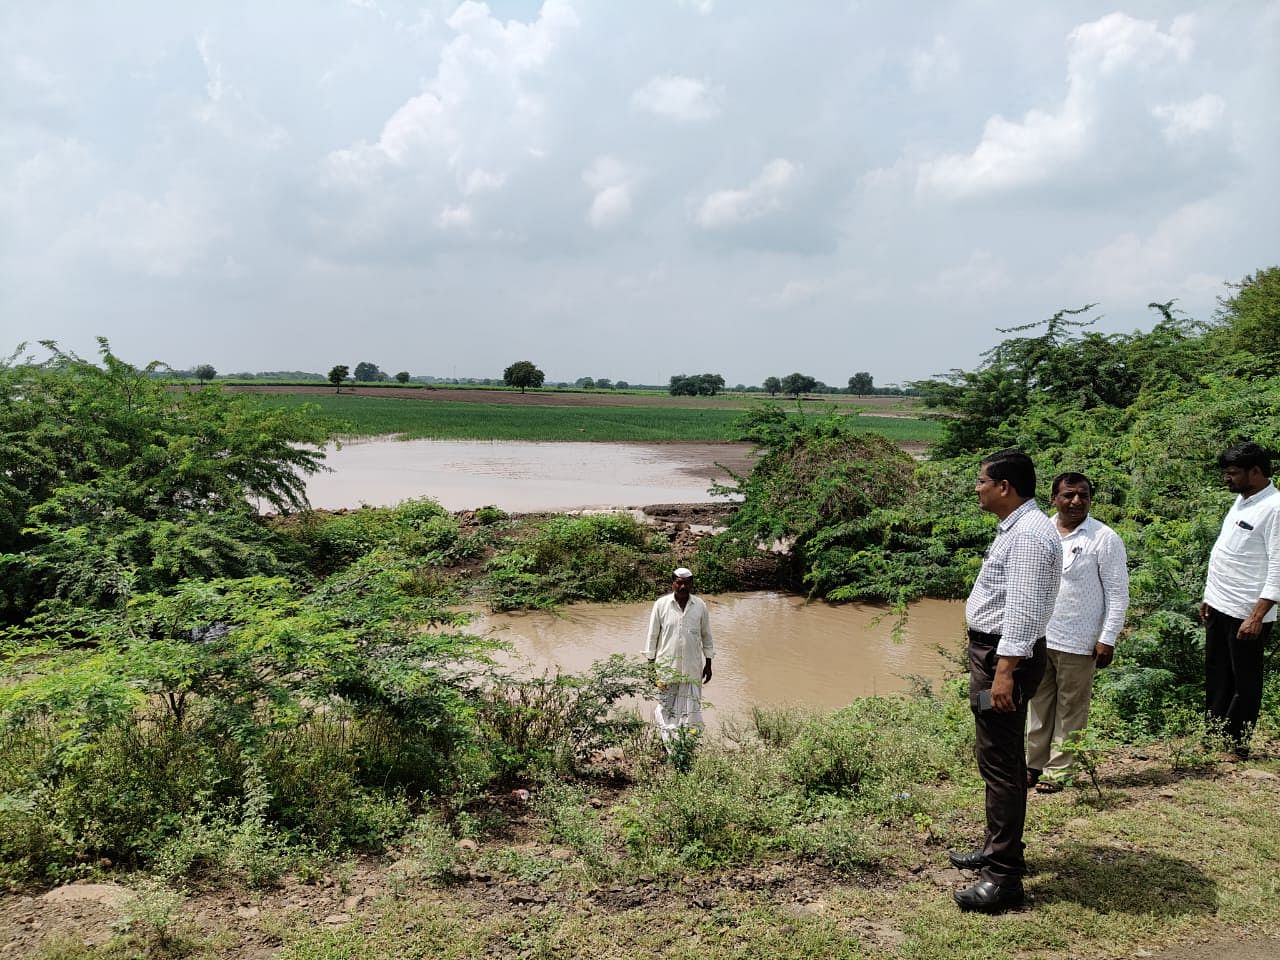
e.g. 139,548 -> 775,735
1204,482 -> 1280,621
1046,515 -> 1129,654
965,498 -> 1062,658
645,593 -> 714,683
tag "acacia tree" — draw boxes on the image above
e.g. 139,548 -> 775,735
763,376 -> 782,396
0,340 -> 328,618
194,363 -> 217,384
395,371 -> 410,384
353,361 -> 385,382
504,360 -> 545,393
328,365 -> 349,393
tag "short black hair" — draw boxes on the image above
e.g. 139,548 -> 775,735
1218,442 -> 1272,477
1051,472 -> 1093,497
981,449 -> 1037,498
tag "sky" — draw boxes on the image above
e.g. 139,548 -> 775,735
2,1 -> 1277,387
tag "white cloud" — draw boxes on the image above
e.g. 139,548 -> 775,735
1153,93 -> 1225,142
463,168 -> 507,195
583,155 -> 634,229
694,159 -> 797,229
922,251 -> 1010,298
437,203 -> 473,229
194,34 -> 288,149
908,35 -> 961,90
917,13 -> 1199,199
631,75 -> 720,122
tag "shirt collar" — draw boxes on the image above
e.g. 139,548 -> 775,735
1055,514 -> 1095,539
997,497 -> 1040,534
1239,482 -> 1277,507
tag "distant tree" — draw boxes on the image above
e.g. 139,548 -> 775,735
615,380 -> 630,390
193,363 -> 217,384
596,378 -> 612,390
669,373 -> 726,396
576,377 -> 596,389
328,365 -> 350,393
763,376 -> 782,396
504,360 -> 546,393
353,362 -> 385,382
848,371 -> 874,394
780,372 -> 817,396
395,371 -> 410,384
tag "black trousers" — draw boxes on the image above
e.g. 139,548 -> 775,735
968,629 -> 1047,885
1204,606 -> 1271,746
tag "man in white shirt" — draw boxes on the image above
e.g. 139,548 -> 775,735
1026,473 -> 1129,792
1201,442 -> 1280,757
644,567 -> 714,742
950,449 -> 1061,913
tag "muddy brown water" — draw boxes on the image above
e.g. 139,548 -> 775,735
474,592 -> 966,727
299,439 -> 752,512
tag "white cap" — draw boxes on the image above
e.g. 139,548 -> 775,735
673,567 -> 693,579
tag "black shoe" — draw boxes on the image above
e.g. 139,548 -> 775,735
953,879 -> 1025,912
948,849 -> 988,870
1026,767 -> 1042,789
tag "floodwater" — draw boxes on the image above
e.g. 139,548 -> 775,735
301,439 -> 749,512
473,592 -> 967,727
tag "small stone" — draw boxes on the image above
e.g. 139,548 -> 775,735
322,913 -> 351,925
456,838 -> 478,852
1158,788 -> 1178,798
1241,768 -> 1278,780
549,848 -> 574,861
601,747 -> 625,762
343,894 -> 364,911
235,906 -> 260,920
588,797 -> 604,808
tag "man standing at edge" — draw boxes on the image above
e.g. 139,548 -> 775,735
1201,441 -> 1280,758
645,567 -> 714,742
950,449 -> 1061,912
1026,472 -> 1129,792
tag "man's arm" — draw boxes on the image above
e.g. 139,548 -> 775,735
1095,530 -> 1131,667
1241,508 -> 1280,639
699,599 -> 714,683
644,599 -> 662,661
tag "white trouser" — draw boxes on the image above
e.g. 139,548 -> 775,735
654,683 -> 704,742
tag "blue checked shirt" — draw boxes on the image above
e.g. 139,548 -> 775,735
965,498 -> 1063,657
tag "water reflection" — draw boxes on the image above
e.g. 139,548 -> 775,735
475,592 -> 967,727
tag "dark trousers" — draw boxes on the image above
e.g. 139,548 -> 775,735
1204,606 -> 1271,746
968,629 -> 1047,885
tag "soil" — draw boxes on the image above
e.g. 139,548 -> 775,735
3,755 -> 1275,959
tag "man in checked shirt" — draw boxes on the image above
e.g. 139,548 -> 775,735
949,449 -> 1061,913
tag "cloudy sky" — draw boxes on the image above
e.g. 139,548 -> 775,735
2,1 -> 1276,387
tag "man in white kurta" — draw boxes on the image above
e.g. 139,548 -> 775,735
1026,473 -> 1129,791
644,567 -> 714,741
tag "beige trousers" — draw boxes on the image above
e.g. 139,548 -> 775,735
1026,648 -> 1097,781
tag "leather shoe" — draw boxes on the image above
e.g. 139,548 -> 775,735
953,879 -> 1025,912
948,849 -> 988,870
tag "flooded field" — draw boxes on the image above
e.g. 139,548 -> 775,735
301,439 -> 754,511
474,592 -> 967,727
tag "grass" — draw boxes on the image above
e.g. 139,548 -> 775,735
244,394 -> 944,444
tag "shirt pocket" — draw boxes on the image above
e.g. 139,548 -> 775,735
1223,520 -> 1256,552
1062,549 -> 1098,582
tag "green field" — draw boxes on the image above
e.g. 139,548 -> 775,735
247,394 -> 943,444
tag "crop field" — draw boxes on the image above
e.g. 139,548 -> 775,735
246,394 -> 944,444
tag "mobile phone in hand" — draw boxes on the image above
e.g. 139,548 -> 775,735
977,689 -> 994,712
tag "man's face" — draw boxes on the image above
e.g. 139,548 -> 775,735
975,468 -> 1004,514
1051,481 -> 1091,528
673,577 -> 692,601
1224,464 -> 1263,495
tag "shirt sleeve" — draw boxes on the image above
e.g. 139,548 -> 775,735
1097,529 -> 1130,646
644,600 -> 662,660
1261,506 -> 1280,604
700,599 -> 714,661
996,532 -> 1059,658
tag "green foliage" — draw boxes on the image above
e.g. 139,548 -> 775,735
0,340 -> 327,619
483,513 -> 673,610
668,372 -> 725,396
503,360 -> 545,392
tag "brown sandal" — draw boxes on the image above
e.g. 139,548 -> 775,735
1034,780 -> 1064,794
